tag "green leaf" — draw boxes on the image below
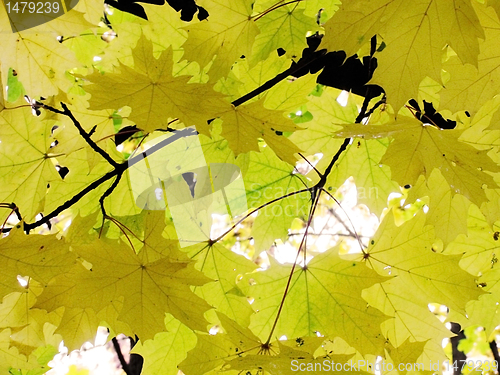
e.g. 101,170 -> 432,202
187,242 -> 257,326
238,146 -> 309,250
6,68 -> 24,102
251,2 -> 318,65
326,138 -> 399,216
241,251 -> 388,355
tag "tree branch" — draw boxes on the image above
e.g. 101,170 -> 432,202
231,49 -> 326,107
44,103 -> 120,169
22,127 -> 198,233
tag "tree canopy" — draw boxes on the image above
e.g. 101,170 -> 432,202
1,0 -> 500,374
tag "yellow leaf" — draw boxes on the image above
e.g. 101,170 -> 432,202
241,253 -> 388,356
220,99 -> 301,163
179,312 -> 261,375
251,3 -> 318,65
84,34 -> 227,134
0,7 -> 81,98
55,300 -> 132,350
0,329 -> 31,372
0,227 -> 76,297
321,0 -> 484,110
335,119 -> 500,206
0,107 -> 61,220
36,236 -> 212,340
406,170 -> 471,246
363,213 -> 482,346
441,2 -> 500,113
182,0 -> 259,81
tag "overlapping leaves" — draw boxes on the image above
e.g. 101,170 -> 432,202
1,0 -> 500,373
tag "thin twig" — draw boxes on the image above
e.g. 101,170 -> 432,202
99,173 -> 123,219
211,188 -> 310,244
260,36 -> 382,340
252,0 -> 303,22
44,103 -> 120,168
263,190 -> 321,346
321,188 -> 367,253
298,152 -> 322,177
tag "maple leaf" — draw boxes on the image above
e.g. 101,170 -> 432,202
327,137 -> 400,216
251,2 -> 318,65
55,302 -> 132,350
320,0 -> 484,110
384,340 -> 431,374
0,281 -> 62,354
445,205 -> 500,278
53,106 -> 131,171
362,213 -> 483,346
0,8 -> 82,99
335,119 -> 500,207
441,2 -> 500,113
238,145 -> 309,250
43,146 -> 117,218
220,99 -> 301,163
187,242 -> 257,326
406,170 -> 471,246
133,314 -> 197,375
488,0 -> 500,20
241,252 -> 389,356
450,212 -> 500,334
0,227 -> 76,298
264,70 -> 319,113
4,0 -> 500,371
181,0 -> 259,81
289,87 -> 358,159
0,107 -> 62,220
84,34 -> 227,134
459,249 -> 500,335
225,340 -> 361,375
140,1 -> 189,51
35,236 -> 212,340
0,328 -> 32,372
180,312 -> 262,375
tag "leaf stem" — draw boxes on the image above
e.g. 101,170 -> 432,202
211,187 -> 310,244
260,39 -> 382,338
263,188 -> 321,345
321,187 -> 366,254
252,0 -> 304,22
0,203 -> 22,233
